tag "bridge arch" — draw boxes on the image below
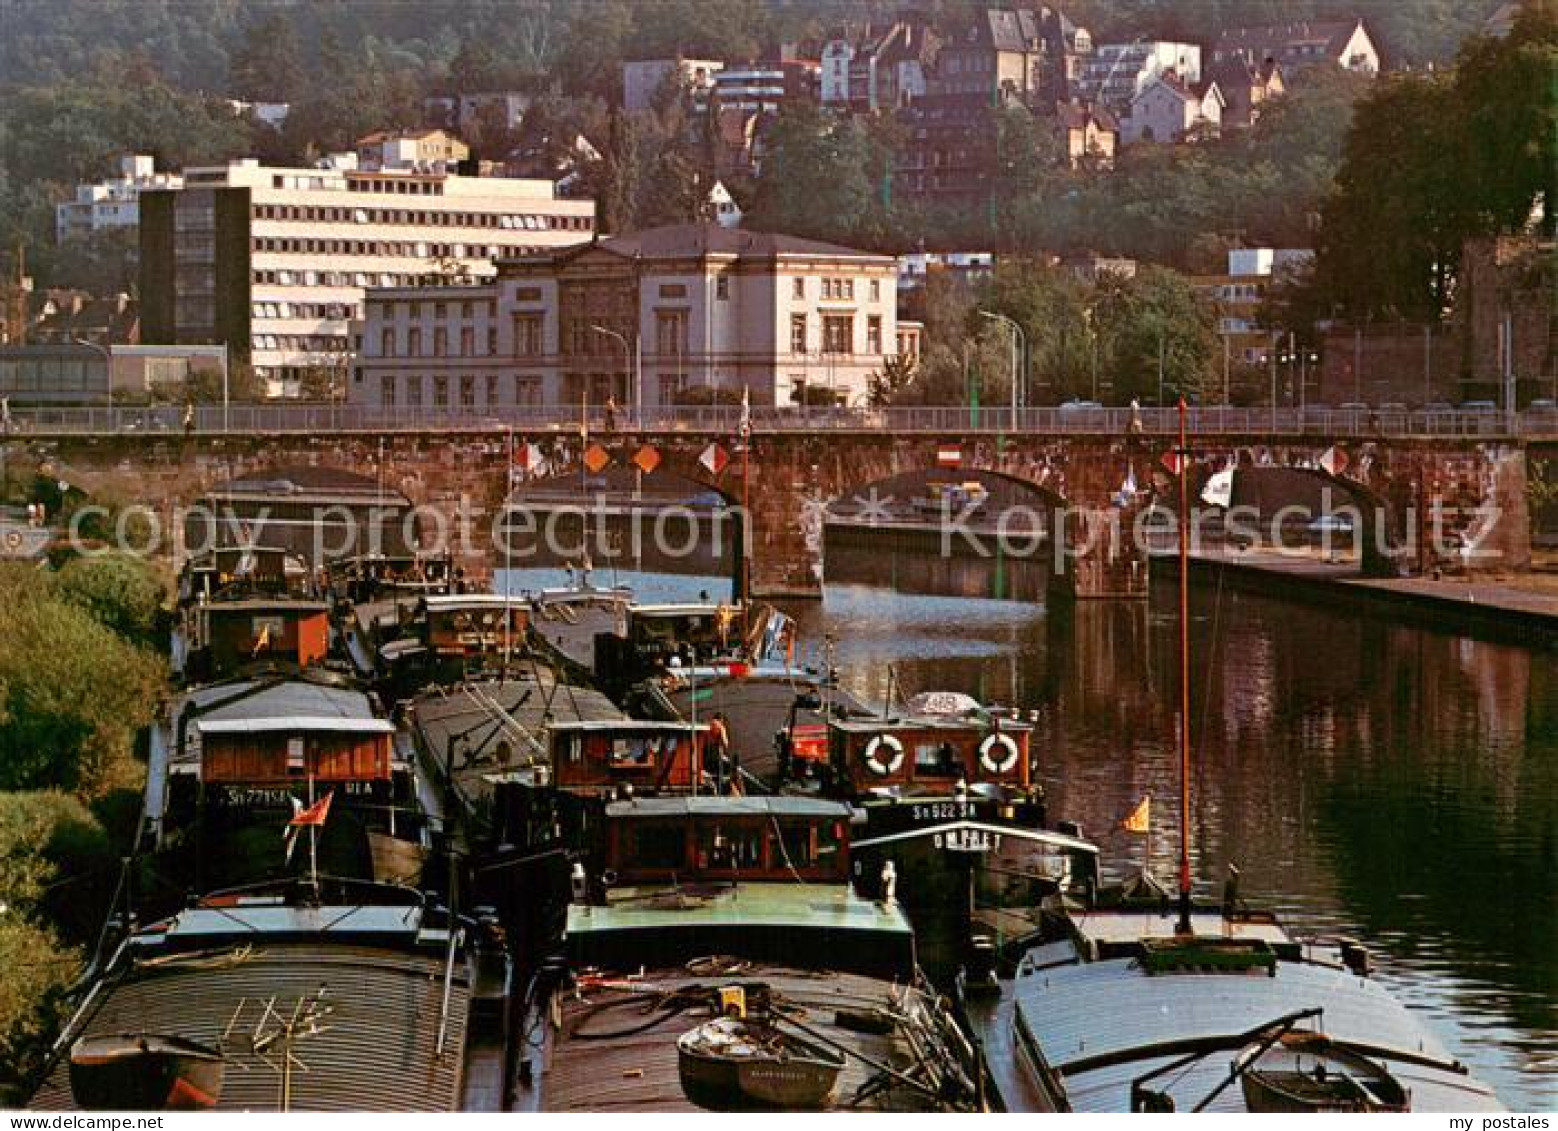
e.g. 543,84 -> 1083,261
503,463 -> 744,594
823,465 -> 1092,600
1190,455 -> 1403,576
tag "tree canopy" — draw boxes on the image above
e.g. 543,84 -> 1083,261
0,563 -> 165,797
1311,5 -> 1557,322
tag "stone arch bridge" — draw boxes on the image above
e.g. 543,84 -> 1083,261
7,428 -> 1540,599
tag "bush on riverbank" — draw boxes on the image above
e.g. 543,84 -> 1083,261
0,562 -> 165,796
0,557 -> 168,1104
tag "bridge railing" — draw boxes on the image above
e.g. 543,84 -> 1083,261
4,403 -> 1555,439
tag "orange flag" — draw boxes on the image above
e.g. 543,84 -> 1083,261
1121,795 -> 1150,834
290,791 -> 334,828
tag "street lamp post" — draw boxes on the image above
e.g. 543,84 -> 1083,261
978,310 -> 1025,429
1263,341 -> 1279,430
1157,328 -> 1165,407
1298,347 -> 1319,413
72,337 -> 112,425
591,324 -> 641,421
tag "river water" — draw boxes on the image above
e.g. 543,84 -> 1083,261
499,559 -> 1557,1109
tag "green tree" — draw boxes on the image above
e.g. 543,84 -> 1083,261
53,553 -> 166,646
44,227 -> 139,296
1313,5 -> 1557,321
1454,7 -> 1558,237
0,790 -> 116,941
748,105 -> 894,247
867,354 -> 919,406
0,569 -> 163,797
0,918 -> 77,1106
0,766 -> 120,1105
448,36 -> 501,94
1314,73 -> 1467,320
1103,266 -> 1221,404
981,258 -> 1092,401
227,12 -> 307,103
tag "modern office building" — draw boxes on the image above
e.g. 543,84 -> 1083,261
139,159 -> 596,396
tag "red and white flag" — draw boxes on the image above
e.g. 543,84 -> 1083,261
283,791 -> 333,864
290,791 -> 333,828
514,441 -> 543,472
936,443 -> 962,469
699,442 -> 729,476
1318,445 -> 1349,477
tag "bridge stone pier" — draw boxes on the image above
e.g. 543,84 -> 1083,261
6,426 -> 1544,599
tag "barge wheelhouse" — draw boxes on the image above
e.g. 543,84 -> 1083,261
517,794 -> 983,1113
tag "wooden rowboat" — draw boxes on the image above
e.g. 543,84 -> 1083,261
69,1033 -> 224,1111
677,1016 -> 846,1110
1239,1032 -> 1409,1113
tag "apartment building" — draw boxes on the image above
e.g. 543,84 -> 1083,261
1210,19 -> 1379,76
821,20 -> 941,112
1190,248 -> 1313,369
138,159 -> 595,395
355,129 -> 470,172
927,7 -> 1089,106
622,58 -> 724,112
712,58 -> 820,114
1074,41 -> 1202,112
55,155 -> 182,242
349,223 -> 907,410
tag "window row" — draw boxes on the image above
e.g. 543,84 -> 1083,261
253,301 -> 358,321
375,326 -> 497,357
374,298 -> 499,321
254,235 -> 516,259
255,269 -> 419,287
253,202 -> 591,231
377,373 -> 543,408
792,276 -> 883,303
789,312 -> 884,355
252,333 -> 350,353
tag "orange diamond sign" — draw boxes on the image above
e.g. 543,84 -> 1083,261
632,445 -> 661,474
583,443 -> 611,474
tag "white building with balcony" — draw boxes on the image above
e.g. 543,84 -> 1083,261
1074,41 -> 1201,112
55,155 -> 182,242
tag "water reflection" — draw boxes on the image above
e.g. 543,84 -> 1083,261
785,579 -> 1557,1110
498,557 -> 1557,1107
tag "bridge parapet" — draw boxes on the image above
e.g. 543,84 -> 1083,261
7,403 -> 1558,441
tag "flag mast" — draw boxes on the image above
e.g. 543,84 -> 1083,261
739,387 -> 752,634
503,426 -> 513,680
1176,397 -> 1193,936
307,773 -> 319,896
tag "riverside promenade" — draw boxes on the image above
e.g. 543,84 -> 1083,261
1156,547 -> 1558,647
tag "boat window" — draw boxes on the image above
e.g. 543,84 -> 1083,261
625,824 -> 685,871
697,824 -> 762,871
774,822 -> 817,868
915,740 -> 961,776
608,735 -> 659,767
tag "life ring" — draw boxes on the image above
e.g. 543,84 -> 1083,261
862,734 -> 905,776
3,530 -> 21,551
978,732 -> 1021,775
